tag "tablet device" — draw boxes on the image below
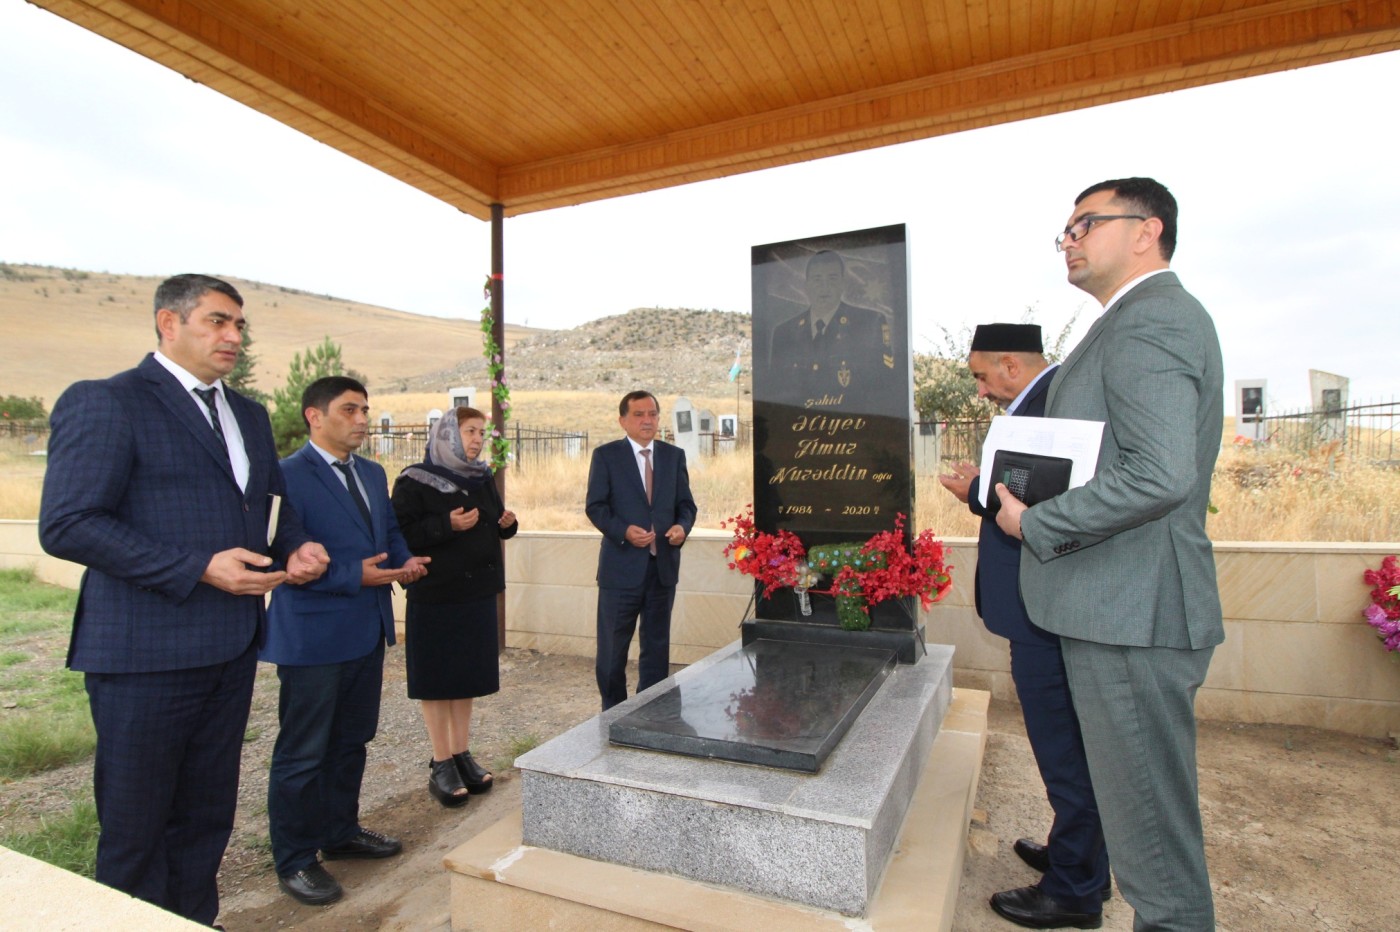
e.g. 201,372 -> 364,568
986,449 -> 1073,513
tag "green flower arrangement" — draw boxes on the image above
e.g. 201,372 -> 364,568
479,275 -> 511,470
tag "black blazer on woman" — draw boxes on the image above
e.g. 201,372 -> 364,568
391,470 -> 518,604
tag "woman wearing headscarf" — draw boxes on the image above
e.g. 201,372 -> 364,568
392,406 -> 517,806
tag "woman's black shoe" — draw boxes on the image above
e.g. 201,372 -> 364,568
428,758 -> 469,807
454,749 -> 494,793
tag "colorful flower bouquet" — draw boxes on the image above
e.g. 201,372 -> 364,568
1362,554 -> 1400,654
722,507 -> 953,631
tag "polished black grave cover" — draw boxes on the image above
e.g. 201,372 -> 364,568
608,639 -> 896,773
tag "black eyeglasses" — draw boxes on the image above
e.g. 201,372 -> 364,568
1055,214 -> 1146,251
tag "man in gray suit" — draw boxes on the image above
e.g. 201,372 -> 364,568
995,178 -> 1223,931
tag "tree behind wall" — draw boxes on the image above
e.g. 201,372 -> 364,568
270,337 -> 345,457
0,394 -> 48,421
224,325 -> 268,406
913,307 -> 1080,422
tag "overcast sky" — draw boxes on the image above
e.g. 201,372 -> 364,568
2,1 -> 1396,410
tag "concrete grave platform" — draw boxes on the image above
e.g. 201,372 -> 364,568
507,638 -> 955,916
445,687 -> 989,930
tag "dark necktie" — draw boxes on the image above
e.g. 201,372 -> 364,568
640,448 -> 656,555
813,318 -> 826,341
333,460 -> 373,528
192,387 -> 227,451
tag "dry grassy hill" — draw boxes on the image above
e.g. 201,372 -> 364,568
0,264 -> 753,406
0,263 -> 538,405
404,306 -> 753,396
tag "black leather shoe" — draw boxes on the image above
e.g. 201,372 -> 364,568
429,757 -> 470,808
1013,838 -> 1112,901
278,862 -> 343,906
990,886 -> 1102,929
453,749 -> 493,794
321,827 -> 402,860
1015,838 -> 1052,872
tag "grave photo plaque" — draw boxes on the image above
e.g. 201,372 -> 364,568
750,225 -> 915,634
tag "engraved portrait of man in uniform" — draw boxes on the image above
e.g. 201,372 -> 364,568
765,249 -> 895,405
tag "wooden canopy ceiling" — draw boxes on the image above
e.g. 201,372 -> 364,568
34,0 -> 1400,220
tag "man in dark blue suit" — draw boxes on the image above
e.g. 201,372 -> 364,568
39,274 -> 330,926
263,376 -> 429,905
938,323 -> 1109,929
586,390 -> 698,710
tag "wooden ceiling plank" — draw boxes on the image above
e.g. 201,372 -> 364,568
767,0 -> 847,99
408,0 -> 618,153
664,2 -> 769,119
836,0 -> 900,88
887,0 -> 938,75
507,0 -> 686,148
964,0 -> 994,63
499,0 -> 1400,209
743,0 -> 826,102
915,0 -> 958,72
579,0 -> 722,131
942,0 -> 978,69
627,0 -> 756,121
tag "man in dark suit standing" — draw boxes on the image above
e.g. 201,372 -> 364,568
939,324 -> 1109,929
767,250 -> 894,403
998,178 -> 1224,930
586,390 -> 698,710
263,376 -> 429,906
39,274 -> 330,926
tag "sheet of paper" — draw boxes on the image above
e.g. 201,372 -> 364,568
267,494 -> 282,547
976,415 -> 1106,509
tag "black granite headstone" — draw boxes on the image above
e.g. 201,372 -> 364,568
748,225 -> 918,642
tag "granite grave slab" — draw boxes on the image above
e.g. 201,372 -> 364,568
608,639 -> 896,772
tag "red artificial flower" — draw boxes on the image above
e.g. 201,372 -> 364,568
1363,555 -> 1400,622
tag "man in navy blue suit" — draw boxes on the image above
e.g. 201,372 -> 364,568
263,376 -> 429,905
938,324 -> 1109,929
40,274 -> 330,926
586,390 -> 698,710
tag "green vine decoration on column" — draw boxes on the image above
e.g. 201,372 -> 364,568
480,275 -> 511,470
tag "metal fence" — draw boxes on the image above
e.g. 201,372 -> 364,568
1253,399 -> 1399,464
0,419 -> 48,457
362,422 -> 590,474
508,424 -> 589,471
915,399 -> 1400,470
914,417 -> 992,467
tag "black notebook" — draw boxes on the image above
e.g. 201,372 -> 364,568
986,449 -> 1073,513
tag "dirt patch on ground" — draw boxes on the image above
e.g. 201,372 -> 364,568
4,646 -> 1396,930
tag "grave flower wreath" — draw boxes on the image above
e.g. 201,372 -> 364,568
1362,554 -> 1400,655
721,507 -> 953,631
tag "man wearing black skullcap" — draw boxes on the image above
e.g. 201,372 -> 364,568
939,323 -> 1110,929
